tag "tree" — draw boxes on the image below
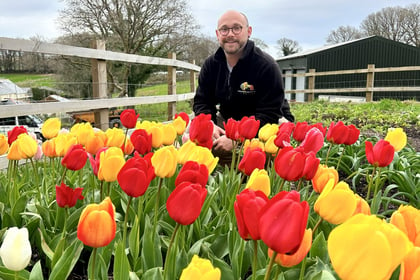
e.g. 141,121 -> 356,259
252,38 -> 269,52
326,26 -> 365,44
360,4 -> 420,47
58,0 -> 198,97
276,38 -> 302,57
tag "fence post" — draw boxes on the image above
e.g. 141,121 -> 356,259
167,52 -> 177,121
189,60 -> 197,110
307,69 -> 316,102
91,40 -> 109,130
366,64 -> 375,102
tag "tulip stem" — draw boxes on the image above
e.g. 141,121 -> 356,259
324,143 -> 333,165
298,254 -> 307,280
336,146 -> 344,170
164,223 -> 180,280
264,251 -> 277,280
252,240 -> 258,280
14,271 -> 18,280
366,166 -> 377,201
312,216 -> 323,235
153,178 -> 163,236
123,196 -> 133,247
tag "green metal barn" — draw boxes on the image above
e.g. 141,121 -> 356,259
276,36 -> 420,101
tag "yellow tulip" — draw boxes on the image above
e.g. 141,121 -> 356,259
180,255 -> 221,280
384,127 -> 407,152
16,133 -> 38,159
55,132 -> 77,157
98,147 -> 125,182
400,247 -> 420,280
151,145 -> 178,178
328,214 -> 413,280
258,123 -> 279,142
0,134 -> 8,155
41,117 -> 61,139
390,205 -> 420,246
150,124 -> 164,148
243,138 -> 265,153
245,168 -> 271,196
353,194 -> 371,215
178,140 -> 218,174
161,123 -> 177,146
71,122 -> 94,146
314,180 -> 358,225
7,141 -> 21,160
105,127 -> 125,148
264,135 -> 278,155
311,164 -> 339,193
172,115 -> 187,135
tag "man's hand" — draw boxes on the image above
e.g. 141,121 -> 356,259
212,125 -> 225,140
213,135 -> 233,152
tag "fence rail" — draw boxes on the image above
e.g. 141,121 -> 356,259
283,64 -> 420,102
0,37 -> 199,129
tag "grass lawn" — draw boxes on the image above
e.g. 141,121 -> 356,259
0,73 -> 57,88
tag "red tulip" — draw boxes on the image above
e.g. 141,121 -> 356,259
7,126 -> 28,145
259,190 -> 309,254
189,113 -> 214,149
274,122 -> 295,148
61,144 -> 88,171
120,109 -> 139,129
117,152 -> 155,197
293,122 -> 310,142
310,122 -> 327,136
274,146 -> 306,181
224,118 -> 240,141
238,147 -> 266,176
166,182 -> 207,225
175,112 -> 190,126
365,139 -> 395,167
130,129 -> 153,155
299,127 -> 325,154
238,116 -> 260,141
234,189 -> 268,240
175,161 -> 209,188
326,121 -> 349,145
302,152 -> 321,180
343,124 -> 360,145
55,182 -> 84,208
88,147 -> 107,176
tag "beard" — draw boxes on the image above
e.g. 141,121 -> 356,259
221,38 -> 246,55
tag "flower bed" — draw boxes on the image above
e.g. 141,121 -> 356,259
0,109 -> 419,280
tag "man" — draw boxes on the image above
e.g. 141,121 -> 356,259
193,10 -> 294,155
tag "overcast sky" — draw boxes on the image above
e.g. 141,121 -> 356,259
0,0 -> 417,58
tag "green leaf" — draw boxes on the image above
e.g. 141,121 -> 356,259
129,215 -> 140,260
310,232 -> 329,263
48,239 -> 84,280
51,237 -> 66,269
142,267 -> 163,280
310,270 -> 337,280
29,260 -> 43,280
114,241 -> 131,280
38,228 -> 54,261
141,215 -> 162,270
0,266 -> 30,280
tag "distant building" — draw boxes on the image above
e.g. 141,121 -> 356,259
276,36 -> 420,101
0,79 -> 31,100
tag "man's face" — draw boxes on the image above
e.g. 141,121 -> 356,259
216,12 -> 252,55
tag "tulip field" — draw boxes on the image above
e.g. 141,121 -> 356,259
0,100 -> 419,280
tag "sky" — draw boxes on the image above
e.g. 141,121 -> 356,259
0,0 -> 417,58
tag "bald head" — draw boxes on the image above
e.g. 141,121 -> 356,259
217,10 -> 249,29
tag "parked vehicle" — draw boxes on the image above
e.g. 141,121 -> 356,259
0,99 -> 44,141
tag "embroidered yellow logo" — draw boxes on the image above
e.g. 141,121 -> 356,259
240,82 -> 254,91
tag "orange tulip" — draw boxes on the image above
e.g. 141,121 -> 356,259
42,139 -> 57,158
400,247 -> 420,280
390,205 -> 420,246
311,164 -> 339,193
77,197 -> 116,248
268,228 -> 312,267
0,134 -> 9,156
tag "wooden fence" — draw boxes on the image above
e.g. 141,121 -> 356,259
283,64 -> 420,102
0,37 -> 200,130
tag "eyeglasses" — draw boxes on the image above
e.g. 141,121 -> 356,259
218,25 -> 243,36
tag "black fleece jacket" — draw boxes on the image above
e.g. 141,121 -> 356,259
193,40 -> 294,128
